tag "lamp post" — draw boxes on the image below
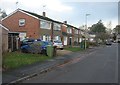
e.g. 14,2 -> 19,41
85,14 -> 90,49
85,14 -> 90,31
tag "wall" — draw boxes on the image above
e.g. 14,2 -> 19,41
2,27 -> 8,53
0,26 -> 2,73
0,25 -> 1,85
2,11 -> 40,39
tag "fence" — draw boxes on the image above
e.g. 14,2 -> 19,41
8,34 -> 20,52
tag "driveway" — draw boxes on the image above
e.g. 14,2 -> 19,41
57,49 -> 73,56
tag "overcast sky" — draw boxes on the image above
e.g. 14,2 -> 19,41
0,0 -> 119,29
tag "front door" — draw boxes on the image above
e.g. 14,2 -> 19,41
69,37 -> 72,46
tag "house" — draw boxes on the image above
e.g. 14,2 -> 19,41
73,28 -> 79,46
1,9 -> 63,41
0,24 -> 20,52
1,9 -> 82,47
61,23 -> 68,46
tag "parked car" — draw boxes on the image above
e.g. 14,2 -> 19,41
53,40 -> 63,50
21,38 -> 35,46
118,38 -> 120,43
21,41 -> 52,55
105,40 -> 112,45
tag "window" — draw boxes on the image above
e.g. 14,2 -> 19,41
42,35 -> 51,41
54,36 -> 61,41
67,27 -> 72,33
75,29 -> 78,34
19,19 -> 25,26
74,37 -> 78,42
53,23 -> 61,31
79,30 -> 81,34
40,20 -> 51,29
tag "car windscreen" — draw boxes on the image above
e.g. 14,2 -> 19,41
54,41 -> 62,43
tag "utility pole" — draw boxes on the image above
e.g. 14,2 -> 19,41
85,14 -> 90,49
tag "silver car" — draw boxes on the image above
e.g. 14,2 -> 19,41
53,40 -> 64,50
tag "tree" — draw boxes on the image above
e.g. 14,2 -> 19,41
0,8 -> 7,18
113,33 -> 117,40
89,20 -> 110,44
113,25 -> 120,34
90,20 -> 106,34
95,32 -> 110,43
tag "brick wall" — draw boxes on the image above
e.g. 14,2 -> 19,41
2,11 -> 40,39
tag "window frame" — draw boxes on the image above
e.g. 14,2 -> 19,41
75,29 -> 79,34
67,27 -> 72,34
53,23 -> 61,31
40,19 -> 51,29
19,19 -> 25,27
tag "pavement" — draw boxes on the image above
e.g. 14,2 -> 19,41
2,46 -> 102,84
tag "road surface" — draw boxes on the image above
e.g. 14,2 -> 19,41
23,43 -> 118,83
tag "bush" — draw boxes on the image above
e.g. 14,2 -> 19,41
86,41 -> 89,48
89,42 -> 98,46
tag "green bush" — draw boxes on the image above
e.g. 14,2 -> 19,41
89,42 -> 98,46
86,41 -> 89,48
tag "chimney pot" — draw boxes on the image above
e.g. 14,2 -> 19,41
43,12 -> 46,17
64,21 -> 67,24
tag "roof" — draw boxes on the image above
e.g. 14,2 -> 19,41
20,9 -> 63,24
2,8 -> 79,29
0,24 -> 9,31
19,9 -> 79,29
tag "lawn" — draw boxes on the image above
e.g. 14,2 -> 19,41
2,52 -> 51,70
64,47 -> 84,52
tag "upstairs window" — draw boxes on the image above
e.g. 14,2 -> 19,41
67,27 -> 72,33
75,29 -> 78,34
40,20 -> 51,29
19,19 -> 25,26
53,23 -> 61,31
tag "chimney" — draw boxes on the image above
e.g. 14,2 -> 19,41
43,12 -> 46,17
64,21 -> 67,24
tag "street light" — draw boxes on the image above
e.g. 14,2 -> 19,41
85,14 -> 90,31
84,14 -> 90,49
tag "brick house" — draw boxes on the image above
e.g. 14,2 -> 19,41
1,9 -> 63,41
73,28 -> 79,45
61,24 -> 68,46
1,9 -> 82,46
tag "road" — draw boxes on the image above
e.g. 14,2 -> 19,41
22,43 -> 118,83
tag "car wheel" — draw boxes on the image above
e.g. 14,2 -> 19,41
60,48 -> 63,50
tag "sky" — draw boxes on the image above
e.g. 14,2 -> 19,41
0,0 -> 119,29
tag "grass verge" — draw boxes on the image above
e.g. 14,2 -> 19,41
2,52 -> 51,70
64,47 -> 84,52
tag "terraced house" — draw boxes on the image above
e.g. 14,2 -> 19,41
1,9 -> 82,46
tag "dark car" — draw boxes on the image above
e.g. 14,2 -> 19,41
21,41 -> 52,55
21,38 -> 35,46
118,38 -> 120,43
105,40 -> 112,45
